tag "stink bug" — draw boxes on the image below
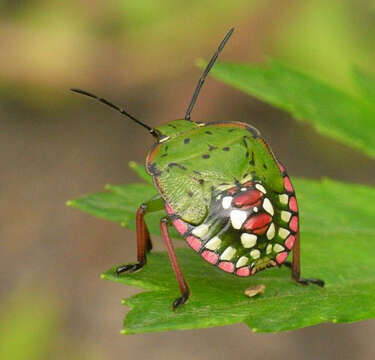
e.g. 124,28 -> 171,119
71,28 -> 324,309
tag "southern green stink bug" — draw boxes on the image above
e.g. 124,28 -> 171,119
71,28 -> 324,309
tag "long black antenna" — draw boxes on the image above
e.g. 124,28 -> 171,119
70,88 -> 159,138
185,27 -> 234,121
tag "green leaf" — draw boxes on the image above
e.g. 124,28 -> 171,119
202,59 -> 375,159
95,177 -> 375,334
352,66 -> 375,102
67,163 -> 181,238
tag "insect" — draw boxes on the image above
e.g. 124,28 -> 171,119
71,28 -> 324,309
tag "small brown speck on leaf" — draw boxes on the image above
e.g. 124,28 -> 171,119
244,284 -> 266,298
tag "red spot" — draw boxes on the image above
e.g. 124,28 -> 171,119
289,196 -> 298,212
290,216 -> 298,232
165,203 -> 174,215
218,261 -> 235,273
233,189 -> 263,208
284,176 -> 293,192
236,267 -> 250,277
285,235 -> 296,250
243,213 -> 272,232
227,187 -> 237,195
278,163 -> 285,172
186,236 -> 202,252
201,250 -> 219,264
276,251 -> 288,264
172,219 -> 188,235
252,224 -> 270,235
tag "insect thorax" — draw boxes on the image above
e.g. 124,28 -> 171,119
146,121 -> 284,225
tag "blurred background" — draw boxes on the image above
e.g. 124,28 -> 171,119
1,0 -> 375,359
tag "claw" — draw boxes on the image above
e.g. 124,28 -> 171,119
296,277 -> 325,287
116,261 -> 145,275
172,291 -> 189,309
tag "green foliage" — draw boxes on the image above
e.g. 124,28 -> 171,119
68,163 -> 375,334
68,60 -> 375,334
202,59 -> 375,159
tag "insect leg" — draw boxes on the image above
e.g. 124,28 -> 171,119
116,195 -> 164,275
160,217 -> 190,309
288,232 -> 325,287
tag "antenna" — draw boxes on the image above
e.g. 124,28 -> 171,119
70,88 -> 159,138
185,27 -> 234,121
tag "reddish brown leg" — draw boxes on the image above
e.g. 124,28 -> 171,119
284,231 -> 324,287
160,218 -> 190,309
116,203 -> 151,275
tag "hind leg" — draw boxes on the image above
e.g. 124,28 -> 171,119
284,232 -> 324,287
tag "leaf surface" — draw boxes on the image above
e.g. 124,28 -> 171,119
68,164 -> 375,333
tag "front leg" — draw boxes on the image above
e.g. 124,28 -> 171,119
116,195 -> 164,275
285,232 -> 325,287
160,218 -> 190,309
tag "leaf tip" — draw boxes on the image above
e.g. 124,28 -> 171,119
66,200 -> 74,207
120,329 -> 127,335
128,161 -> 136,169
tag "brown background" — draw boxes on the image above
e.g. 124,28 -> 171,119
1,1 -> 375,359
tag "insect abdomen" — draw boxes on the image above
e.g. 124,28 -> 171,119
166,163 -> 298,277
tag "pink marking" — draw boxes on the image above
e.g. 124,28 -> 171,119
233,189 -> 263,207
165,203 -> 174,215
236,267 -> 250,277
289,196 -> 298,212
201,250 -> 219,264
172,219 -> 188,235
289,216 -> 298,232
227,187 -> 237,195
284,176 -> 293,192
285,235 -> 296,250
278,163 -> 285,172
243,181 -> 253,187
276,251 -> 288,264
243,213 -> 272,231
186,235 -> 202,252
218,261 -> 235,273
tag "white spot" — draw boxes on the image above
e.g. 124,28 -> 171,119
278,228 -> 290,239
159,136 -> 170,143
222,196 -> 233,209
197,122 -> 205,127
266,223 -> 275,240
279,194 -> 288,205
236,256 -> 249,268
241,233 -> 257,248
216,195 -> 222,200
192,224 -> 209,238
281,211 -> 292,222
240,187 -> 247,192
217,184 -> 234,191
263,198 -> 274,216
253,207 -> 258,213
220,246 -> 236,261
266,244 -> 272,254
250,249 -> 261,259
230,210 -> 248,230
205,236 -> 222,251
255,184 -> 267,194
241,174 -> 252,183
273,244 -> 285,253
